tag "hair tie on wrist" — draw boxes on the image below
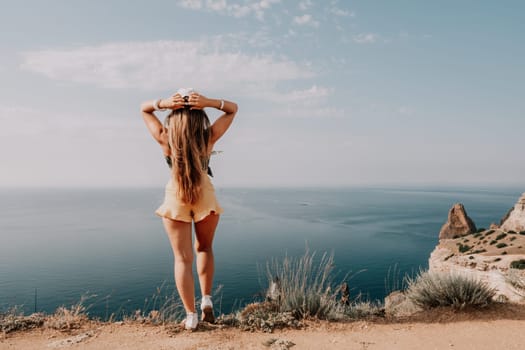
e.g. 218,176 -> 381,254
219,100 -> 224,110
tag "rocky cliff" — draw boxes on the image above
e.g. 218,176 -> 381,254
500,193 -> 525,232
429,193 -> 525,303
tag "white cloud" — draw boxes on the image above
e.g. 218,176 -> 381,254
293,14 -> 319,28
178,0 -> 203,9
298,0 -> 313,11
331,7 -> 354,17
210,30 -> 279,49
352,33 -> 379,44
281,106 -> 344,118
177,0 -> 280,20
248,84 -> 330,104
20,40 -> 314,94
293,14 -> 310,24
0,105 -> 139,137
240,85 -> 336,120
287,85 -> 329,100
206,0 -> 227,11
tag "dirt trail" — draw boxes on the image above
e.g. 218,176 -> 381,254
2,318 -> 525,350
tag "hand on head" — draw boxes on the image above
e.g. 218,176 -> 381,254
163,90 -> 208,110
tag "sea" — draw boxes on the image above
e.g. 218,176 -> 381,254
0,186 -> 521,319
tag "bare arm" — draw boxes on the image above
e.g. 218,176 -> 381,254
188,93 -> 238,145
140,100 -> 164,144
140,95 -> 185,144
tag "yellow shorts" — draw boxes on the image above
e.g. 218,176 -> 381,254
155,176 -> 223,223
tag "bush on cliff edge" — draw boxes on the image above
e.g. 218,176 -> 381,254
405,270 -> 496,309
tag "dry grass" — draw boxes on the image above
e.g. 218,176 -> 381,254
217,302 -> 302,333
405,270 -> 497,309
505,269 -> 525,297
264,249 -> 339,319
263,249 -> 378,322
4,250 -> 524,335
44,296 -> 92,331
330,299 -> 384,321
0,307 -> 45,334
121,283 -> 185,325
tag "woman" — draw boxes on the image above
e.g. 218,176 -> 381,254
141,89 -> 238,330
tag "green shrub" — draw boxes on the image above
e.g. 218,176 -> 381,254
508,230 -> 517,234
490,240 -> 497,245
336,300 -> 382,320
458,244 -> 471,253
496,243 -> 508,249
496,233 -> 507,240
510,259 -> 525,270
221,302 -> 301,332
510,236 -> 517,241
494,258 -> 502,262
405,270 -> 496,309
473,233 -> 482,238
502,251 -> 508,255
470,249 -> 487,254
519,231 -> 525,236
486,230 -> 495,235
477,228 -> 486,233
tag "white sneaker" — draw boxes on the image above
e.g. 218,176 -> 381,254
200,295 -> 215,323
184,312 -> 198,330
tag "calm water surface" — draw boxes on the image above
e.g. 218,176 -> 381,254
0,186 -> 521,318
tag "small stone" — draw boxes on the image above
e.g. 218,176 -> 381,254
263,338 -> 278,347
495,294 -> 509,303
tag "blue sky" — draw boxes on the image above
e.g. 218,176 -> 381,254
1,0 -> 524,187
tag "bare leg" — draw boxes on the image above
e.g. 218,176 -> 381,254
194,213 -> 220,297
162,217 -> 195,314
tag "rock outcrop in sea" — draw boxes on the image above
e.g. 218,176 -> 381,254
438,203 -> 477,240
429,192 -> 525,303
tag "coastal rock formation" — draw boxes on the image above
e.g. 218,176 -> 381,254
428,245 -> 525,303
439,203 -> 477,240
429,192 -> 525,304
500,193 -> 525,232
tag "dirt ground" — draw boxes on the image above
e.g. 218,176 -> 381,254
2,304 -> 525,350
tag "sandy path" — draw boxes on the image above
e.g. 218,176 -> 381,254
2,319 -> 525,350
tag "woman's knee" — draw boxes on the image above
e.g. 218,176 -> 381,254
174,250 -> 194,264
194,240 -> 213,253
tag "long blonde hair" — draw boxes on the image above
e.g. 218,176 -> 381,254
164,108 -> 211,204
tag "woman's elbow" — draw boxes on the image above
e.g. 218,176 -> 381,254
231,102 -> 239,115
140,101 -> 153,113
